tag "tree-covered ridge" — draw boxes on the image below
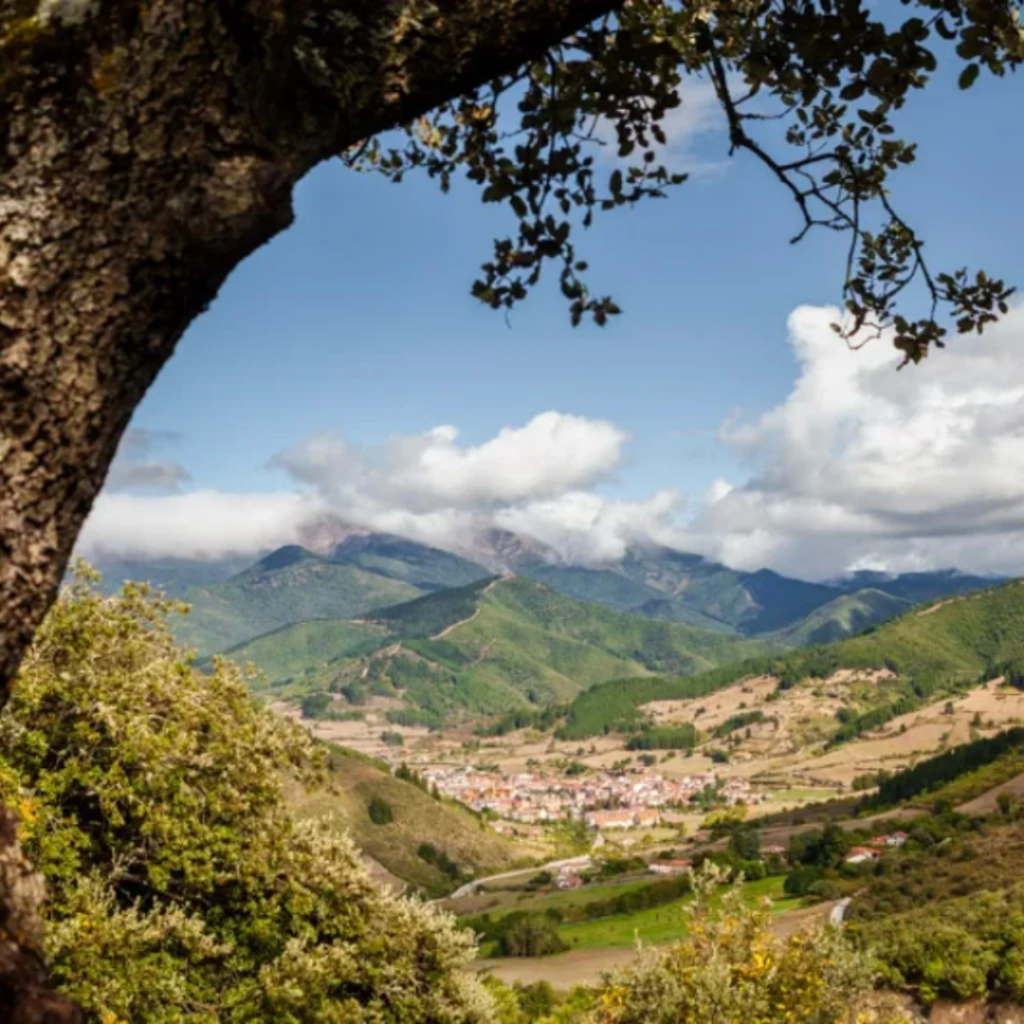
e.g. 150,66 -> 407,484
0,573 -> 490,1022
370,575 -> 500,638
862,727 -> 1024,809
558,580 -> 1024,739
244,575 -> 781,722
173,555 -> 423,655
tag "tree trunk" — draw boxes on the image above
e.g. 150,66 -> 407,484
0,0 -> 619,1010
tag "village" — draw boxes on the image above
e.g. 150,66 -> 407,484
415,762 -> 760,830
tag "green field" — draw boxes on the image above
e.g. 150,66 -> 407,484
768,788 -> 837,803
470,876 -> 659,921
556,876 -> 797,951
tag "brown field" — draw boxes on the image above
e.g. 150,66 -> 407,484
270,697 -> 433,757
474,900 -> 836,990
957,771 -> 1024,816
477,947 -> 637,989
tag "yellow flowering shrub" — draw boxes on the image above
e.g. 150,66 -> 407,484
586,865 -> 911,1024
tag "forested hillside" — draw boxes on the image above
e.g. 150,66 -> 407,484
173,547 -> 422,653
233,575 -> 779,723
557,580 -> 1024,739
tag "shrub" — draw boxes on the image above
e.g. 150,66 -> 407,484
0,571 -> 491,1022
368,796 -> 395,825
592,865 -> 906,1024
493,914 -> 568,958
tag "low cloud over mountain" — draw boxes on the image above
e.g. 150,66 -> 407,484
77,304 -> 1024,579
691,302 -> 1024,578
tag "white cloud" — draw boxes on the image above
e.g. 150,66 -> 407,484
657,79 -> 726,174
105,429 -> 190,493
78,412 -> 657,565
687,303 -> 1024,578
270,411 -> 627,513
77,306 -> 1024,580
78,491 -> 321,560
494,489 -> 685,565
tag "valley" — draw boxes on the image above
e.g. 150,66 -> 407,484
90,532 -> 1024,1008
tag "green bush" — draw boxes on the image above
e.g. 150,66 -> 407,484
368,796 -> 395,825
0,572 -> 489,1022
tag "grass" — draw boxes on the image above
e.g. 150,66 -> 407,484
769,788 -> 837,803
555,876 -> 796,951
288,744 -> 521,893
474,877 -> 659,921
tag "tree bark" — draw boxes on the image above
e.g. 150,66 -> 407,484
0,0 -> 620,1010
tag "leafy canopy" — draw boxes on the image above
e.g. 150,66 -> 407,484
354,0 -> 1022,363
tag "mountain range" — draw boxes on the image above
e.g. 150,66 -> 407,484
91,528 -> 1001,657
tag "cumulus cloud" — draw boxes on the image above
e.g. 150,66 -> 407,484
686,303 -> 1024,578
264,411 -> 664,563
78,490 -> 321,561
656,79 -> 726,175
105,429 -> 190,493
270,411 -> 627,513
77,307 -> 1024,579
495,489 -> 686,565
78,412 -> 662,565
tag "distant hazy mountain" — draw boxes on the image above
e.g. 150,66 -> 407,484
90,554 -> 258,597
329,533 -> 490,591
90,524 -> 1010,653
506,546 -> 838,636
173,548 -> 423,655
831,568 -> 1003,604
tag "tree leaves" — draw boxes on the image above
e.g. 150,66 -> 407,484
347,0 -> 1023,354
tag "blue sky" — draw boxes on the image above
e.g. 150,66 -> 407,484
85,64 -> 1024,579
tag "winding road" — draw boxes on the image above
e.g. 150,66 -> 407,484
441,855 -> 593,902
829,897 -> 852,926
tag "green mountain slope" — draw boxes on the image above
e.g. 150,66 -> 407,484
233,576 -> 781,721
330,533 -> 490,591
771,588 -> 910,646
221,618 -> 389,684
174,547 -> 422,654
559,579 -> 1024,739
516,547 -> 1002,638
